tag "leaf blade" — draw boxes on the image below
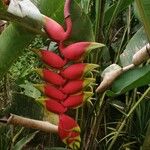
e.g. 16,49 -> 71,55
0,23 -> 35,79
107,65 -> 150,96
13,131 -> 38,150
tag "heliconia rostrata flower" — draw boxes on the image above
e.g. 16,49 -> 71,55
60,63 -> 99,80
33,49 -> 67,69
34,68 -> 66,86
59,42 -> 104,61
63,92 -> 93,109
59,114 -> 81,149
33,0 -> 104,149
38,97 -> 67,114
61,78 -> 95,95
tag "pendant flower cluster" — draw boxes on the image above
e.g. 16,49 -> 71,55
33,0 -> 104,149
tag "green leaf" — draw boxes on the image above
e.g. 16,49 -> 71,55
19,81 -> 41,99
0,24 -> 35,79
70,0 -> 95,41
3,93 -> 43,119
39,0 -> 64,23
135,99 -> 150,136
0,126 -> 11,150
104,0 -> 134,26
13,131 -> 38,150
120,27 -> 148,66
80,0 -> 91,14
107,65 -> 150,96
135,0 -> 150,41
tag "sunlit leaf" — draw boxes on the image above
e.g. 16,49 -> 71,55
19,81 -> 41,99
120,27 -> 148,66
101,64 -> 121,78
80,0 -> 91,14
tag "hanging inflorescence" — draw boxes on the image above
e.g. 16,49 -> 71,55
33,0 -> 104,149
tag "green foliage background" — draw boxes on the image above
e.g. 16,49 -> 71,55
0,0 -> 150,149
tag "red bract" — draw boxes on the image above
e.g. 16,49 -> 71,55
59,42 -> 104,61
44,17 -> 66,42
33,49 -> 67,69
38,97 -> 67,114
60,63 -> 99,80
35,68 -> 66,86
46,99 -> 67,114
43,0 -> 72,42
61,78 -> 95,95
58,114 -> 81,149
34,84 -> 67,100
63,92 -> 93,108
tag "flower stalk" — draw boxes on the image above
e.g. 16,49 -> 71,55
1,113 -> 58,133
132,43 -> 150,65
96,43 -> 150,93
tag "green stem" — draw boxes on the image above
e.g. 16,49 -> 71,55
12,127 -> 24,144
89,100 -> 107,149
114,26 -> 128,63
108,87 -> 150,150
94,0 -> 106,64
127,5 -> 131,41
87,93 -> 106,149
95,0 -> 105,42
106,0 -> 123,41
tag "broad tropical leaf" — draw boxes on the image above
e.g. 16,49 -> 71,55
0,24 -> 35,79
107,65 -> 150,96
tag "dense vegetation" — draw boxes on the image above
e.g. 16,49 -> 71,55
0,0 -> 150,149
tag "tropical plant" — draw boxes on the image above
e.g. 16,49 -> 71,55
0,0 -> 150,150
